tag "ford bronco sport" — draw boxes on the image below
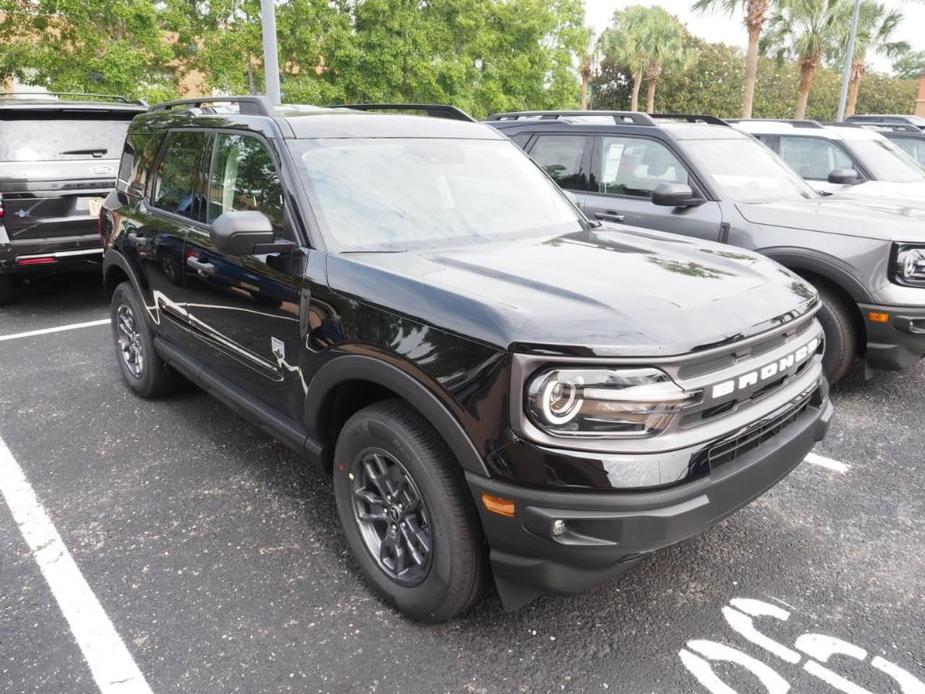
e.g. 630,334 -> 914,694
0,93 -> 146,305
489,111 -> 925,383
102,97 -> 831,621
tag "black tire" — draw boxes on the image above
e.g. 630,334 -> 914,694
333,399 -> 486,622
0,274 -> 13,306
110,282 -> 178,398
815,284 -> 857,383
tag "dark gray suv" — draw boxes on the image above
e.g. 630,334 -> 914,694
488,111 -> 925,383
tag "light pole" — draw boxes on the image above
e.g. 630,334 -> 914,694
261,0 -> 282,104
836,0 -> 863,121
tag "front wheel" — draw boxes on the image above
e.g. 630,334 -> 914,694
815,284 -> 857,383
110,282 -> 178,398
333,400 -> 486,622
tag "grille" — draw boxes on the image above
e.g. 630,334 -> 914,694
689,388 -> 817,477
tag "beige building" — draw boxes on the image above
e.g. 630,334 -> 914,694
916,72 -> 925,117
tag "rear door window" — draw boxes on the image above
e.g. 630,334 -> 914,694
151,131 -> 211,222
528,135 -> 589,191
0,112 -> 135,162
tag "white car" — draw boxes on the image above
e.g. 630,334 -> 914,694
730,118 -> 925,202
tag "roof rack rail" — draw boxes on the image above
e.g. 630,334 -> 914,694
149,95 -> 274,116
329,103 -> 475,122
727,118 -> 825,129
652,113 -> 729,126
853,122 -> 921,133
486,110 -> 657,125
0,91 -> 144,105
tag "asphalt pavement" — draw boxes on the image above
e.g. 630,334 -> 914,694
0,273 -> 922,693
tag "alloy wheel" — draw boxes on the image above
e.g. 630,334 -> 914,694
350,449 -> 433,586
116,303 -> 145,378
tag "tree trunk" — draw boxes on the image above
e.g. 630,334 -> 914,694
846,58 -> 865,118
742,24 -> 762,117
794,59 -> 817,119
630,71 -> 642,111
646,79 -> 657,114
580,77 -> 589,110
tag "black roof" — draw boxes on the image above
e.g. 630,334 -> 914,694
136,96 -> 501,140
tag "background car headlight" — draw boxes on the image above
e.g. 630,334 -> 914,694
890,244 -> 925,287
525,367 -> 701,438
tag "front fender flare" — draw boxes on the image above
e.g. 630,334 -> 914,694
303,354 -> 491,477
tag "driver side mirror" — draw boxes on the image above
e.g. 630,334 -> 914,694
211,210 -> 288,256
827,168 -> 861,185
651,182 -> 702,208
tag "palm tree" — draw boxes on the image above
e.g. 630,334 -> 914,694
641,9 -> 688,113
579,28 -> 595,110
597,6 -> 687,113
836,1 -> 908,117
597,6 -> 651,111
762,0 -> 853,119
692,0 -> 775,118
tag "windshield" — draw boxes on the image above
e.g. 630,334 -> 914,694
0,114 -> 133,161
845,138 -> 925,182
680,137 -> 818,203
292,138 -> 584,251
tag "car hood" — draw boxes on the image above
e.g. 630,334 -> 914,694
326,227 -> 817,357
831,180 -> 925,205
736,197 -> 925,241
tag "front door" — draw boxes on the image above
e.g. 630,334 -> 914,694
181,132 -> 306,417
583,135 -> 724,241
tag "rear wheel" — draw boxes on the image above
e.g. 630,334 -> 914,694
333,399 -> 486,622
0,274 -> 13,306
110,282 -> 178,398
815,284 -> 857,383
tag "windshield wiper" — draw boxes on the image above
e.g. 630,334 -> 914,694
60,148 -> 107,158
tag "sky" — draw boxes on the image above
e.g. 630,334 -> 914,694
584,0 -> 925,73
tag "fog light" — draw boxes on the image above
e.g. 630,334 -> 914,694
551,519 -> 567,537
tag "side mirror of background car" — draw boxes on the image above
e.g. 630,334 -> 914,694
827,168 -> 861,185
651,182 -> 701,208
211,210 -> 287,256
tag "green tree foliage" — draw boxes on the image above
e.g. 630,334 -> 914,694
592,35 -> 917,118
761,0 -> 853,118
0,0 -> 186,101
892,50 -> 925,80
597,5 -> 687,112
0,0 -> 585,115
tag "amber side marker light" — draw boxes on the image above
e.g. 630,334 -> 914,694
868,311 -> 890,324
481,493 -> 516,517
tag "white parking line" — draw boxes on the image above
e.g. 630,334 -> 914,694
805,452 -> 849,474
0,318 -> 111,342
0,435 -> 152,694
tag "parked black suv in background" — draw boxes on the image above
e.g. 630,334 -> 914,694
488,111 -> 925,382
102,97 -> 831,621
0,93 -> 146,304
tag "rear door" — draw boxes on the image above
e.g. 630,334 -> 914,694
583,134 -> 724,241
0,108 -> 139,253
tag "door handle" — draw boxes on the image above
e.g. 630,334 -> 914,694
186,256 -> 215,276
595,211 -> 625,223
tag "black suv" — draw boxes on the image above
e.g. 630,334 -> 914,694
102,97 -> 831,621
488,111 -> 925,382
0,93 -> 147,304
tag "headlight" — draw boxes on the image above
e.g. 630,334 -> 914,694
525,367 -> 701,438
890,244 -> 925,287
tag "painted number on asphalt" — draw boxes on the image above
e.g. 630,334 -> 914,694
680,598 -> 925,694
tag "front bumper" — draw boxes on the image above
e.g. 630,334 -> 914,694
860,303 -> 925,371
466,391 -> 833,609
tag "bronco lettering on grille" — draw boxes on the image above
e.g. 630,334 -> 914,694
711,336 -> 820,399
